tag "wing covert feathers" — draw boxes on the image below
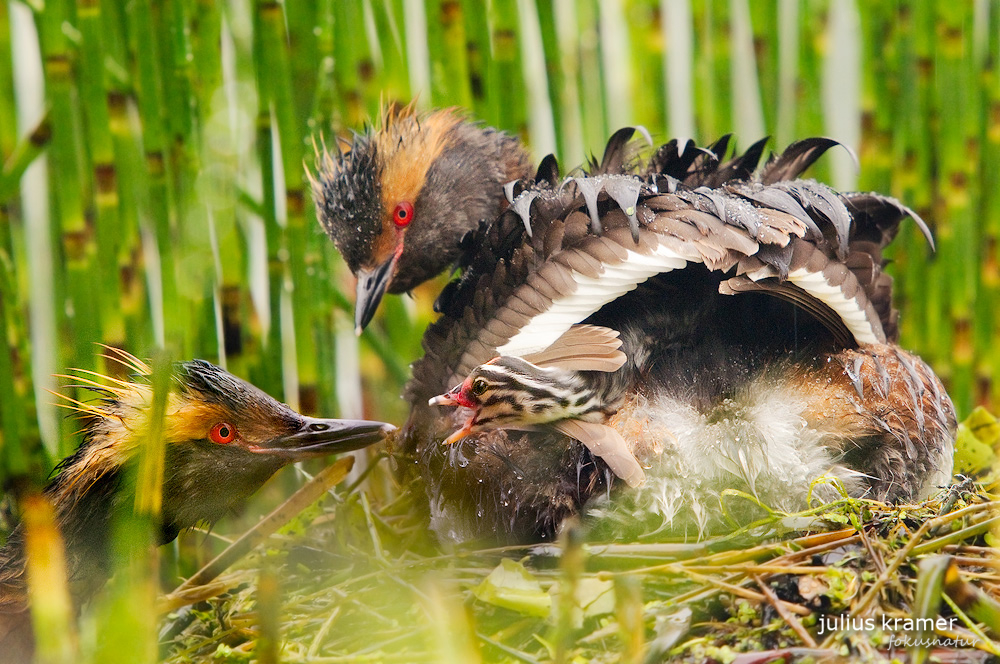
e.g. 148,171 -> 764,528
522,324 -> 626,372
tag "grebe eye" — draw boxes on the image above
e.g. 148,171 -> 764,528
209,422 -> 237,444
471,378 -> 488,396
393,201 -> 414,228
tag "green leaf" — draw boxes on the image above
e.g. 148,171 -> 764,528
911,555 -> 950,664
548,576 -> 615,622
954,407 -> 1000,476
474,558 -> 551,618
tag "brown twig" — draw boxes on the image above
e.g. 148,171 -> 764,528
768,532 -> 862,567
753,574 -> 817,647
859,527 -> 886,576
681,569 -> 811,616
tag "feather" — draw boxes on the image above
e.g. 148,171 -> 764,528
761,137 -> 842,185
706,134 -> 732,162
573,177 -> 606,234
777,181 -> 852,258
522,324 -> 626,372
644,194 -> 687,212
701,136 -> 769,187
648,138 -> 709,180
842,191 -> 935,250
535,153 -> 560,186
602,176 -> 643,242
541,218 -> 565,257
597,127 -> 639,174
680,138 -> 727,185
510,191 -> 539,237
579,235 -> 629,264
504,292 -> 543,317
718,276 -> 857,348
731,184 -> 824,244
553,419 -> 645,488
555,247 -> 604,279
495,237 -> 688,357
495,306 -> 531,330
503,179 -> 518,204
754,242 -> 795,278
660,209 -> 760,256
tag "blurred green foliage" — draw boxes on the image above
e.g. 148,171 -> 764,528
2,0 -> 997,476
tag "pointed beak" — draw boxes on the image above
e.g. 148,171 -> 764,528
355,252 -> 399,334
428,390 -> 460,407
252,417 -> 395,457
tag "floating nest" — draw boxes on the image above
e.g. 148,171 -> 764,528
159,411 -> 1000,664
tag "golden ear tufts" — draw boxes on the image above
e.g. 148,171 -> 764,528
95,343 -> 151,376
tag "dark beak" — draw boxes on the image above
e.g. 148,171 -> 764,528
253,417 -> 395,457
355,253 -> 399,334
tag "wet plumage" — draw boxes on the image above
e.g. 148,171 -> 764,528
314,109 -> 955,545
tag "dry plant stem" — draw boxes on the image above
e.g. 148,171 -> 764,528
790,528 -> 862,548
911,515 -> 1000,556
476,631 -> 542,664
307,606 -> 342,658
752,574 -> 817,647
699,528 -> 858,568
682,569 -> 811,616
859,528 -> 886,575
161,456 -> 355,610
768,532 -> 862,566
611,530 -> 859,578
729,648 -> 837,663
947,545 -> 998,555
664,572 -> 746,607
951,556 -> 1000,568
686,565 -> 830,575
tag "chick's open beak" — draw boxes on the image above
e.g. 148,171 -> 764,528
429,387 -> 477,445
355,251 -> 399,335
252,417 -> 395,457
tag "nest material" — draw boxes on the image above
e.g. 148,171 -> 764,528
158,471 -> 1000,664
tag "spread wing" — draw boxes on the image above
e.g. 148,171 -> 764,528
409,134 -> 930,400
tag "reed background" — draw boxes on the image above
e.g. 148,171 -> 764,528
0,0 -> 997,661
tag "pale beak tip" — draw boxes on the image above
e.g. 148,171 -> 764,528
428,394 -> 455,407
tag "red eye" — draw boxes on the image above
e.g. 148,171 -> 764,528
393,201 -> 414,228
209,422 -> 237,444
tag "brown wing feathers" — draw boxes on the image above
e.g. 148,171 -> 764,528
407,133 -> 928,408
759,137 -> 846,185
521,325 -> 626,372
